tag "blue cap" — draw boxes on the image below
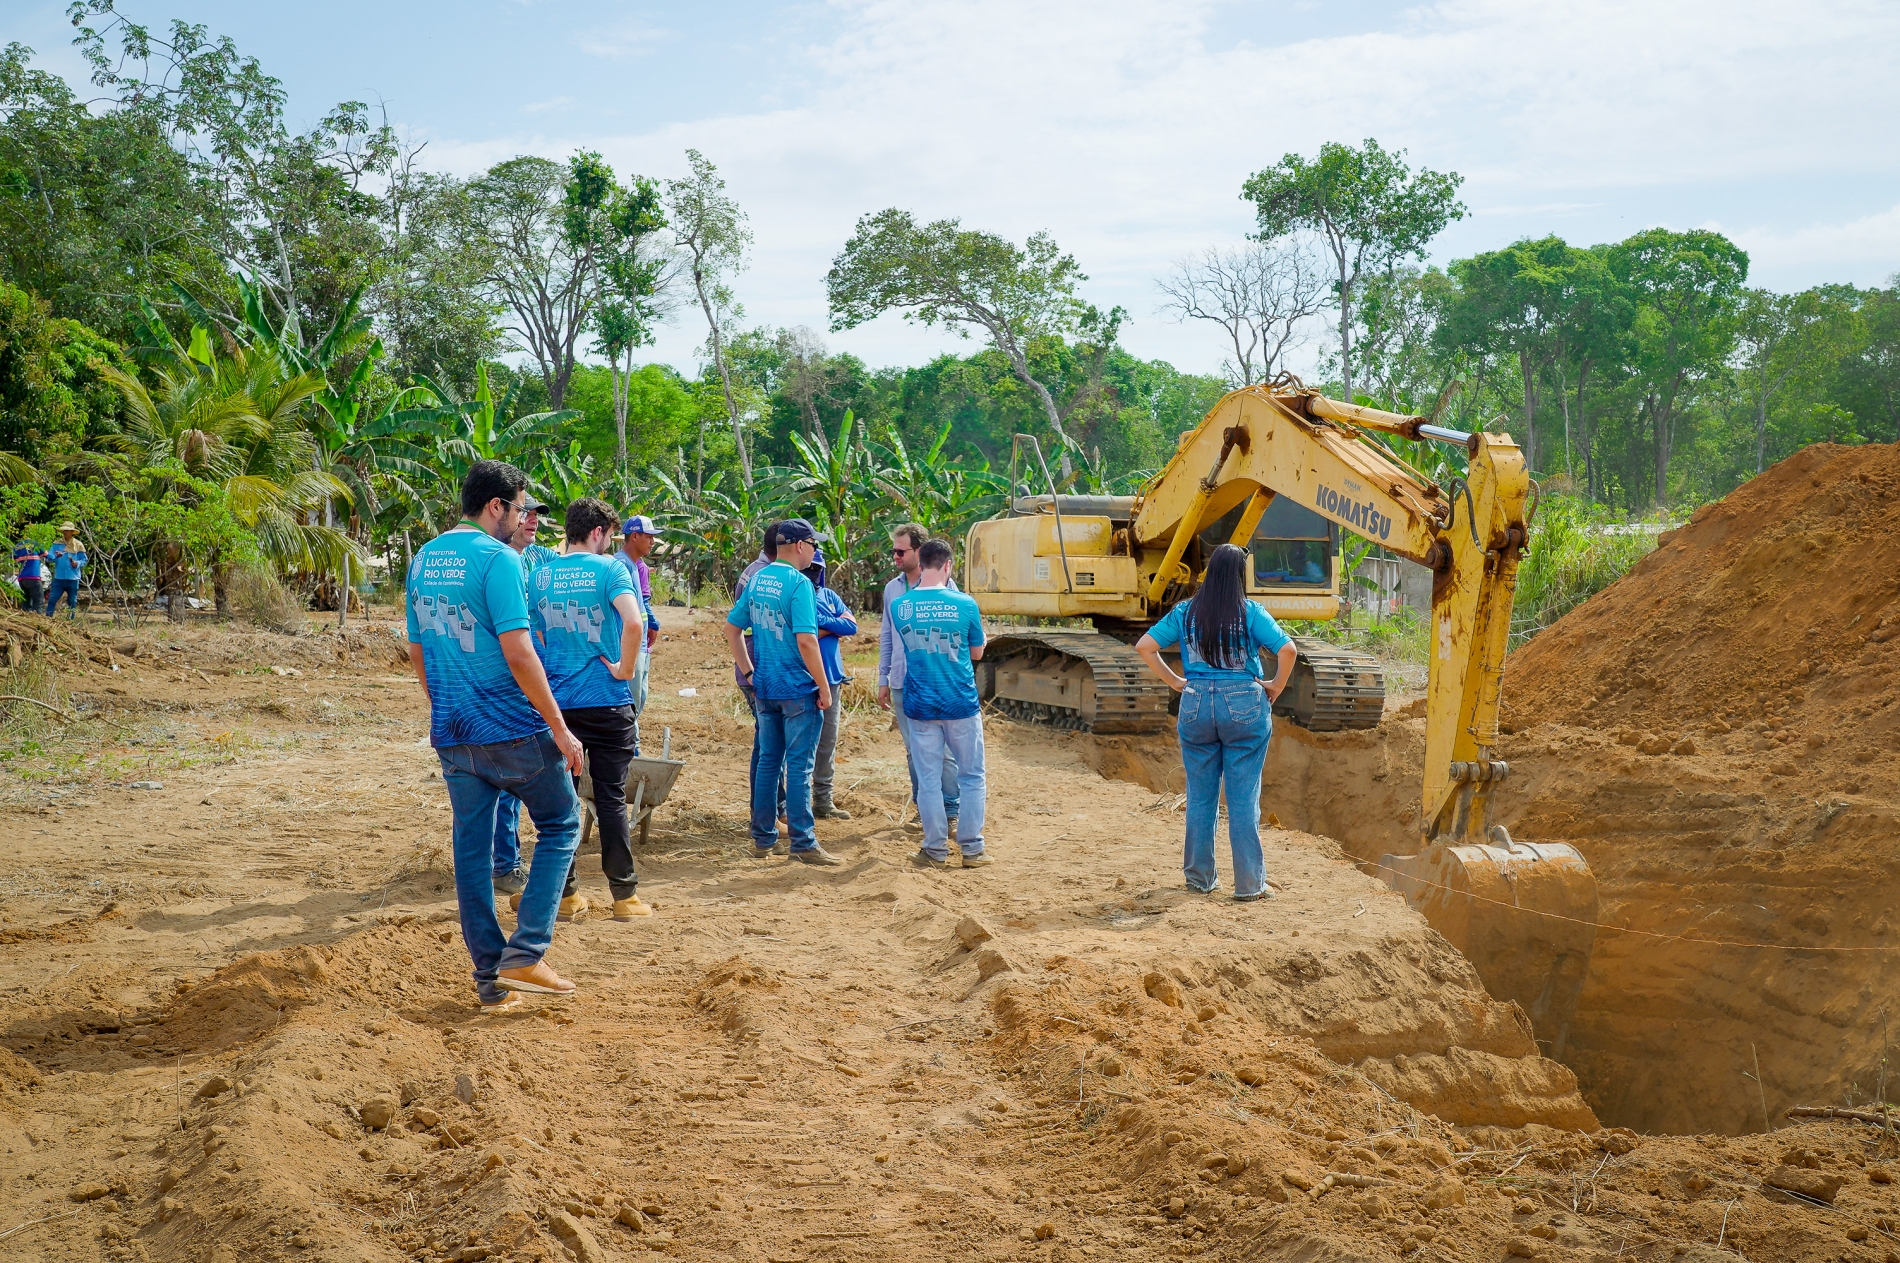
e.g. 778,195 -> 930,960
772,518 -> 830,545
622,515 -> 658,536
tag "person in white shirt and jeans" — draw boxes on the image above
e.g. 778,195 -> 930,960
877,523 -> 959,832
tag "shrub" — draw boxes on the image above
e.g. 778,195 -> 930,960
229,565 -> 307,634
1512,495 -> 1669,646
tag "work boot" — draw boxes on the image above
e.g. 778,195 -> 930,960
557,894 -> 589,921
813,800 -> 852,820
612,895 -> 653,920
945,816 -> 959,841
507,892 -> 523,913
791,846 -> 845,867
960,851 -> 994,869
492,867 -> 527,897
909,849 -> 952,869
496,960 -> 576,996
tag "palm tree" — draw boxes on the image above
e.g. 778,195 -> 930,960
98,337 -> 362,615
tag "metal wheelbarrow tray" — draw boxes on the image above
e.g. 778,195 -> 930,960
577,728 -> 685,848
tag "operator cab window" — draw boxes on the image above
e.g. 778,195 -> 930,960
1250,537 -> 1331,585
1197,496 -> 1335,589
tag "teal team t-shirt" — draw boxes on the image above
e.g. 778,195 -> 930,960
520,541 -> 560,579
889,586 -> 985,721
406,528 -> 546,748
1147,598 -> 1291,680
726,562 -> 819,699
530,551 -> 638,711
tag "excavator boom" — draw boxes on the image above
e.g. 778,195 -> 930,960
966,382 -> 1598,1046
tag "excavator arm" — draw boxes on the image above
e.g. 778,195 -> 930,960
1129,385 -> 1598,1049
1130,384 -> 1517,847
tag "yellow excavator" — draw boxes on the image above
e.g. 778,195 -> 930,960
964,381 -> 1598,1049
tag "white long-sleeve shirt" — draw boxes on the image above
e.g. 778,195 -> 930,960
878,570 -> 958,689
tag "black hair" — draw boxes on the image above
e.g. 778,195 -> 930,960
461,460 -> 528,518
564,496 -> 618,544
762,521 -> 782,556
918,537 -> 953,571
1188,543 -> 1250,670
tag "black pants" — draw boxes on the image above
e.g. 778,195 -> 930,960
18,579 -> 41,612
561,704 -> 639,900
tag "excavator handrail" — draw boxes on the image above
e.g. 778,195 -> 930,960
1011,433 -> 1074,594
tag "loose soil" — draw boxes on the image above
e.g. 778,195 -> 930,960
1086,442 -> 1900,1148
1,594 -> 1896,1262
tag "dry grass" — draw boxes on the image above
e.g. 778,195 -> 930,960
228,565 -> 309,635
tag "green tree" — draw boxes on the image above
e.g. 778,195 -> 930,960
1607,228 -> 1748,505
378,159 -> 503,395
461,154 -> 615,409
665,150 -> 754,483
591,172 -> 670,473
0,280 -> 127,467
1439,235 -> 1578,471
1733,285 -> 1859,473
0,41 -> 224,339
1242,138 -> 1465,403
827,209 -> 1113,482
71,2 -> 397,348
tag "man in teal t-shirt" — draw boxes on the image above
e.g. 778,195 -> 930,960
723,518 -> 840,864
490,492 -> 563,899
406,460 -> 585,1012
528,496 -> 652,923
886,537 -> 991,869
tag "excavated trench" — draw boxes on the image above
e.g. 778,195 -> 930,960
1082,720 -> 1900,1137
1079,442 -> 1900,1137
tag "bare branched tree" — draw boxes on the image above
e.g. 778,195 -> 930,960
1156,240 -> 1328,387
776,326 -> 845,457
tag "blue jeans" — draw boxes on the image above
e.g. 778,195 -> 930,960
45,578 -> 79,618
741,685 -> 786,819
1177,677 -> 1271,898
753,693 -> 823,851
892,685 -> 959,817
437,731 -> 580,1003
492,794 -> 522,876
906,714 -> 986,860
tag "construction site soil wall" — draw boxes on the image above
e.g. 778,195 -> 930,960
1090,441 -> 1900,1138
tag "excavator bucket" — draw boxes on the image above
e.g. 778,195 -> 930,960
1378,838 -> 1598,1057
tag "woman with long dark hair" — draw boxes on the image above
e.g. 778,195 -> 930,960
1135,543 -> 1298,900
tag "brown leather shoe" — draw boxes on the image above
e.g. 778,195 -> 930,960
496,960 -> 576,996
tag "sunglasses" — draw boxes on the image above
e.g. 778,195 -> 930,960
891,546 -> 914,556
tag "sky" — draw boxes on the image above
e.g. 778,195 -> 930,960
15,0 -> 1900,379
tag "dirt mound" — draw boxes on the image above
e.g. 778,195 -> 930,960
1504,441 -> 1900,771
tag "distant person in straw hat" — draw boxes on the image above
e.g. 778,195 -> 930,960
45,522 -> 86,619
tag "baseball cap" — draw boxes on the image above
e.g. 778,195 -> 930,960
521,496 -> 551,514
622,515 -> 658,536
773,518 -> 830,545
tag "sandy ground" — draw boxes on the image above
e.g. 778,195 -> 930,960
1,606 -> 1897,1262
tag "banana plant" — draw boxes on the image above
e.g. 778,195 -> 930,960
782,409 -> 887,600
537,439 -> 600,509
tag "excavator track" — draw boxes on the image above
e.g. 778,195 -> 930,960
980,631 -> 1172,734
979,629 -> 1387,735
1276,637 -> 1387,732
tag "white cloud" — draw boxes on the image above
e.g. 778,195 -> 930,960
577,19 -> 674,59
413,0 -> 1900,374
1721,203 -> 1900,287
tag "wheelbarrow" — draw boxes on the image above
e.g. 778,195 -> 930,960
577,727 -> 685,849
